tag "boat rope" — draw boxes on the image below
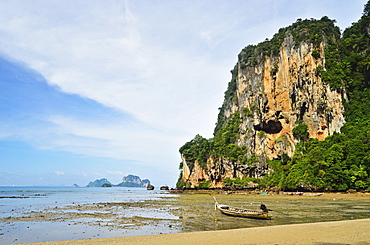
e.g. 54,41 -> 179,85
267,209 -> 289,215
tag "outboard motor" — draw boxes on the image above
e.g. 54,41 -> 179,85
260,204 -> 268,213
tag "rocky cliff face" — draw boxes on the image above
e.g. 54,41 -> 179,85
180,23 -> 346,188
234,34 -> 345,159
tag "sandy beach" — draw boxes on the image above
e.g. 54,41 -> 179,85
21,218 -> 370,245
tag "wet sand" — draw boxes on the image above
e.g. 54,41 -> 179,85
21,218 -> 370,245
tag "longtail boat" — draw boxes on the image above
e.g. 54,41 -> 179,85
302,193 -> 323,197
213,197 -> 271,220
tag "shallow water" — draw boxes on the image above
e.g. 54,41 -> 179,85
0,187 -> 180,244
1,188 -> 370,244
174,193 -> 370,232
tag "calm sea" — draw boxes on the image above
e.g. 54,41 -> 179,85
0,186 -> 170,207
0,186 -> 179,244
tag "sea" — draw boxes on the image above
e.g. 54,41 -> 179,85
0,186 -> 180,244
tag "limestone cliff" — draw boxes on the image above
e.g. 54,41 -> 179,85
234,35 -> 345,159
179,18 -> 347,188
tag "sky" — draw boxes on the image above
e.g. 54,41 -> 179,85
0,0 -> 367,187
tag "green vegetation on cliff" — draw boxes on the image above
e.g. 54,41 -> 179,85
178,2 -> 370,191
265,131 -> 370,191
264,3 -> 370,191
178,112 -> 256,187
238,16 -> 339,70
179,134 -> 212,170
179,113 -> 248,167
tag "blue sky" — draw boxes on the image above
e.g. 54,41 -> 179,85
0,0 -> 366,187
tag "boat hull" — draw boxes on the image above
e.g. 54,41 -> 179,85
214,199 -> 270,220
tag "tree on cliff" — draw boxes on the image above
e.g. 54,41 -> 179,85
179,134 -> 211,170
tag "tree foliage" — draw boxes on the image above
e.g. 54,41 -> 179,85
179,113 -> 250,171
179,134 -> 212,170
264,128 -> 370,191
292,123 -> 309,141
238,16 -> 339,68
223,177 -> 261,186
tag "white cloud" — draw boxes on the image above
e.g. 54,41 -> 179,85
107,171 -> 126,176
0,1 -> 230,138
41,115 -> 182,164
54,171 -> 65,176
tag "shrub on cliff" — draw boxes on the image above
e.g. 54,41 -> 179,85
292,123 -> 309,141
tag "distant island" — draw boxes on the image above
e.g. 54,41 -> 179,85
116,174 -> 150,187
86,178 -> 112,187
86,175 -> 151,187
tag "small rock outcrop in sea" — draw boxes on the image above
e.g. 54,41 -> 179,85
160,185 -> 169,190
